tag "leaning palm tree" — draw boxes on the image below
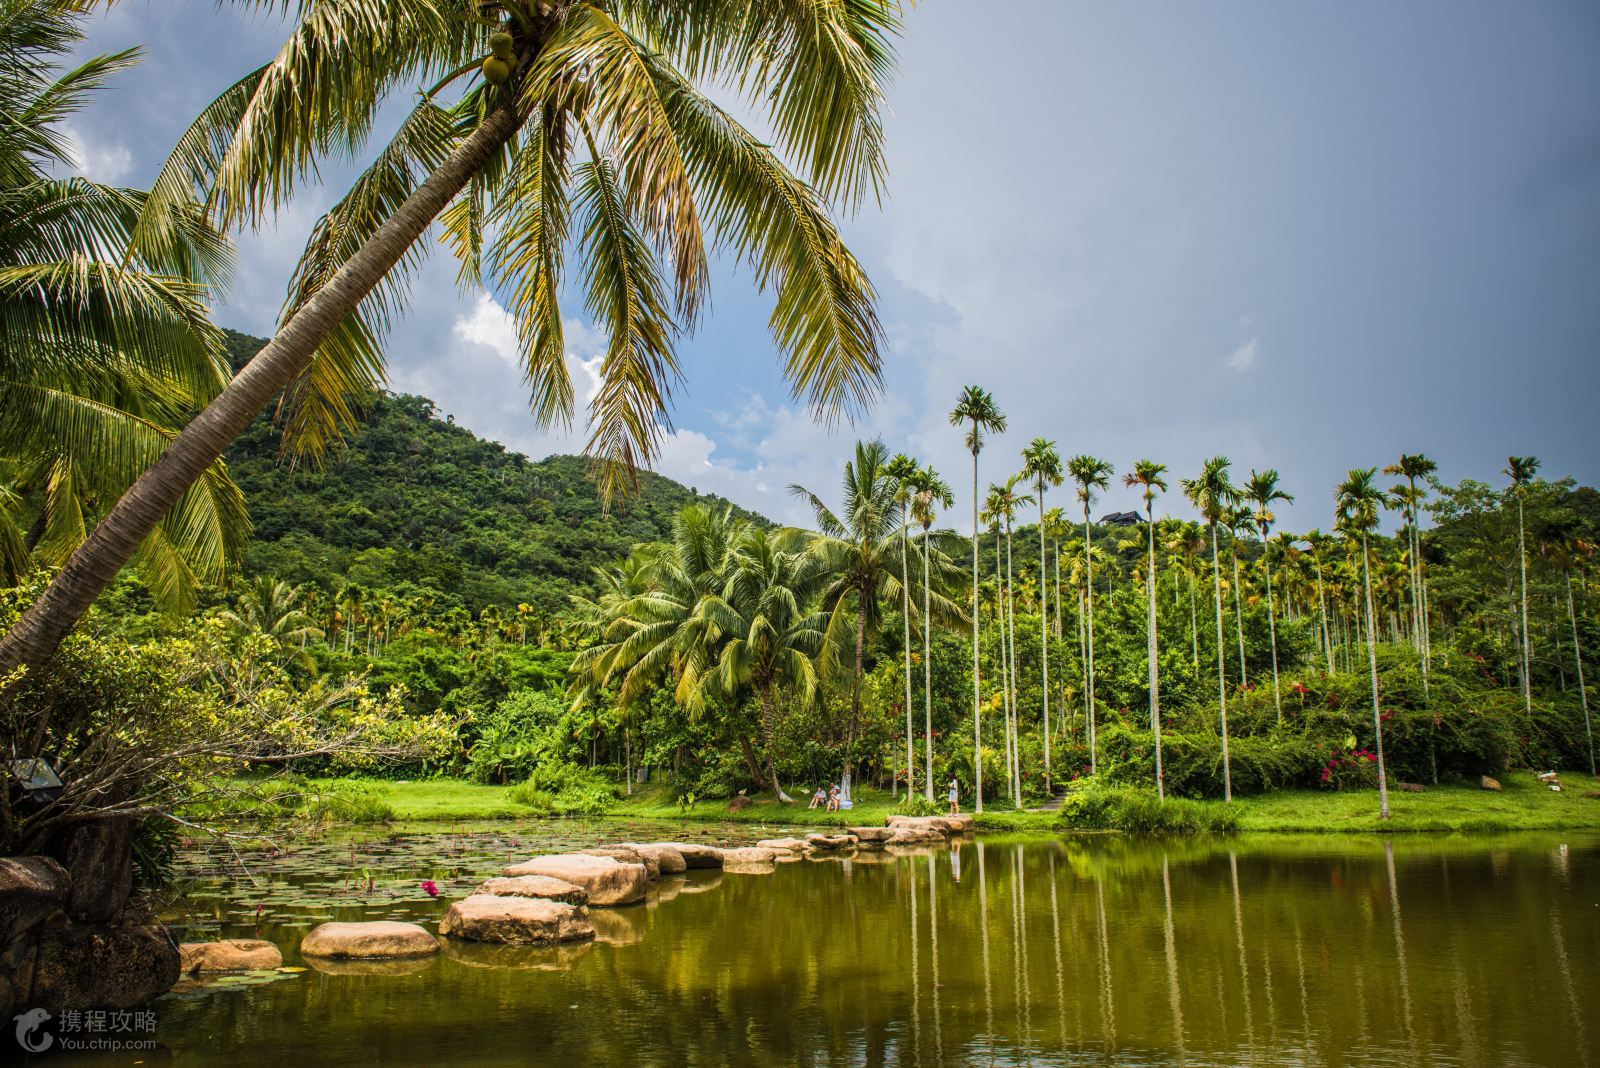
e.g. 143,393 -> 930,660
1336,467 -> 1392,819
885,451 -> 920,798
1504,456 -> 1540,715
948,385 -> 1006,812
1181,456 -> 1237,800
1021,437 -> 1062,790
1066,454 -> 1114,774
2,0 -> 901,679
909,464 -> 953,801
0,0 -> 246,612
1124,460 -> 1168,799
1243,469 -> 1294,722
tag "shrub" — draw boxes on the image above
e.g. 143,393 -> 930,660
1055,785 -> 1237,834
508,763 -> 618,815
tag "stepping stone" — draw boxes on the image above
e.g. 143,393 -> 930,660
650,843 -> 725,869
619,843 -> 687,875
721,847 -> 777,874
805,833 -> 859,851
583,846 -> 660,880
301,921 -> 438,959
888,825 -> 945,844
503,854 -> 648,906
756,837 -> 809,853
439,895 -> 595,945
847,827 -> 895,843
473,875 -> 588,906
179,939 -> 282,973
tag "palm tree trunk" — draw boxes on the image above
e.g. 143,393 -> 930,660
1517,496 -> 1532,714
1188,568 -> 1199,668
901,508 -> 914,800
1147,502 -> 1164,801
1315,558 -> 1333,674
995,525 -> 1011,805
0,104 -> 526,680
1567,570 -> 1595,777
1360,533 -> 1391,819
760,685 -> 794,803
1077,585 -> 1089,746
1005,515 -> 1021,807
923,528 -> 934,802
1083,508 -> 1097,775
1211,523 -> 1232,801
1265,560 -> 1282,722
846,595 -> 866,800
1230,546 -> 1248,687
970,446 -> 983,814
1037,496 -> 1052,792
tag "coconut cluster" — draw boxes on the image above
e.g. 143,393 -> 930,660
482,31 -> 516,86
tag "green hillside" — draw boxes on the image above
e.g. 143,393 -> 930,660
221,331 -> 767,615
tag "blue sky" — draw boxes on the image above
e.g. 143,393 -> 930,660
65,1 -> 1600,528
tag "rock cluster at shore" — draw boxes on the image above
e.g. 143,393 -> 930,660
282,814 -> 978,964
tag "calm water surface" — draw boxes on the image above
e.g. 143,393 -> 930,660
65,822 -> 1600,1066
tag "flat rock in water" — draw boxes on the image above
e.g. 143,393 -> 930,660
300,920 -> 439,959
885,815 -> 955,836
651,843 -> 725,869
179,938 -> 283,973
805,833 -> 859,850
943,814 -> 976,833
583,846 -> 661,880
1480,775 -> 1502,792
888,825 -> 945,844
756,837 -> 809,853
502,853 -> 649,906
847,826 -> 895,843
620,843 -> 687,875
439,895 -> 595,945
474,875 -> 588,906
721,847 -> 777,873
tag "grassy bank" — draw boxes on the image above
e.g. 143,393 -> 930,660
275,768 -> 1600,834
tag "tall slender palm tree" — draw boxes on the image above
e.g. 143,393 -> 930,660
2,0 -> 900,680
1066,454 -> 1114,774
1554,534 -> 1595,776
1124,460 -> 1168,798
1226,505 -> 1253,688
1021,438 -> 1062,790
1042,506 -> 1069,640
1336,467 -> 1392,819
1383,453 -> 1438,677
1244,469 -> 1294,722
1504,456 -> 1540,714
949,386 -> 1006,812
1304,529 -> 1336,674
987,476 -> 1031,806
885,451 -> 920,798
910,464 -> 953,801
1182,456 -> 1237,800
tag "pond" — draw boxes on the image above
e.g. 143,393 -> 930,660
62,822 -> 1600,1066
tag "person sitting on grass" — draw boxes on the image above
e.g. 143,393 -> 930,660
809,786 -> 826,809
827,784 -> 841,812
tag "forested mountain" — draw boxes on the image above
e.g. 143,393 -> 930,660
221,331 -> 767,616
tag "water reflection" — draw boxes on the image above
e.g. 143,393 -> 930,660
132,830 -> 1600,1068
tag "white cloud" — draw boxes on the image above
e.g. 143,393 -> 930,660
58,124 -> 133,184
1226,338 -> 1260,372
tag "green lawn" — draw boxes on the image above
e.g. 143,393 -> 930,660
291,770 -> 1600,834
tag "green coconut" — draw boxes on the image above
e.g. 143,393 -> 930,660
481,55 -> 512,86
489,32 -> 515,59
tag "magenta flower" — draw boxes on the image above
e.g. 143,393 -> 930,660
420,880 -> 439,898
